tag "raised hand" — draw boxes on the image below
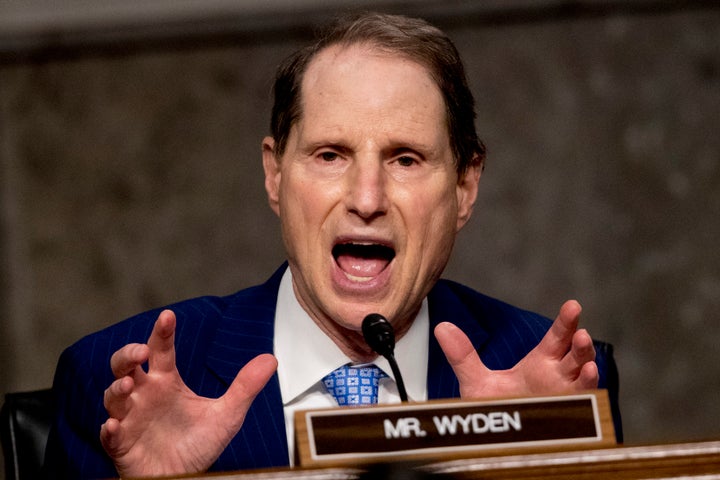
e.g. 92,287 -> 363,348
435,300 -> 598,399
100,310 -> 277,478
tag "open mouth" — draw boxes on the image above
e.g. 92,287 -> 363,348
332,242 -> 395,281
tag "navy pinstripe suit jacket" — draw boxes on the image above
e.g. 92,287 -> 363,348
43,264 -> 621,478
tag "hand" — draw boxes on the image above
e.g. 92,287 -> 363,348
434,300 -> 598,399
100,310 -> 277,478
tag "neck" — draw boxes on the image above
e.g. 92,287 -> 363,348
307,309 -> 415,364
288,274 -> 417,362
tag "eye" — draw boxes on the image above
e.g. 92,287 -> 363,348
396,155 -> 418,167
319,151 -> 339,162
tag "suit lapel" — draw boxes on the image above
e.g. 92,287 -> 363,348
204,266 -> 290,469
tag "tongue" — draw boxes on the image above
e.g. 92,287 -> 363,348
336,253 -> 389,277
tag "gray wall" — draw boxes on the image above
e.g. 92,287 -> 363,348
1,1 -> 719,474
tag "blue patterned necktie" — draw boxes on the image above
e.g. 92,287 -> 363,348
323,363 -> 387,406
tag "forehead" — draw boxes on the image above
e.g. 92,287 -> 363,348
296,44 -> 448,142
302,43 -> 438,100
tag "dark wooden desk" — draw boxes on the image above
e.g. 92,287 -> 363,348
182,440 -> 720,479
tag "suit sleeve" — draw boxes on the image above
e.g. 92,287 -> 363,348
594,341 -> 623,443
42,342 -> 118,479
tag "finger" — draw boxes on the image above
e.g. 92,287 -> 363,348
573,361 -> 599,390
434,322 -> 488,386
571,329 -> 596,364
557,328 -> 595,378
104,376 -> 135,420
536,300 -> 582,359
110,343 -> 150,378
220,354 -> 278,431
147,310 -> 177,373
560,329 -> 595,381
100,417 -> 126,458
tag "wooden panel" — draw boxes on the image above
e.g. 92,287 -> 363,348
179,440 -> 720,479
424,440 -> 720,479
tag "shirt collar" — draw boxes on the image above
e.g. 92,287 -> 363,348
274,268 -> 428,405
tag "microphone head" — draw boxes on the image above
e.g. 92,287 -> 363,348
362,313 -> 395,357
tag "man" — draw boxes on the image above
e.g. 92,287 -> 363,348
44,12 -> 621,479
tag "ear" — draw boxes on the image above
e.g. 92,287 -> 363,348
455,158 -> 482,231
262,137 -> 282,217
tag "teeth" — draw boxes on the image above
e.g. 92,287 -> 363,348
345,273 -> 373,282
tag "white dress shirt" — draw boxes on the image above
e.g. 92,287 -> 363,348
274,268 -> 429,465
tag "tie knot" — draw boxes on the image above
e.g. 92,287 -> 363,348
323,364 -> 386,406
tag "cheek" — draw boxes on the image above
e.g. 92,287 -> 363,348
282,177 -> 315,218
280,179 -> 337,248
418,183 -> 458,223
403,186 -> 458,248
279,180 -> 312,250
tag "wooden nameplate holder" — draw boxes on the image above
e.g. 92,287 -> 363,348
295,389 -> 615,467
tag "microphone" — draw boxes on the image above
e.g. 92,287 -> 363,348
362,313 -> 408,402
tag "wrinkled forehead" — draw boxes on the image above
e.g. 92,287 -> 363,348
297,43 -> 447,127
299,44 -> 445,126
303,41 -> 438,90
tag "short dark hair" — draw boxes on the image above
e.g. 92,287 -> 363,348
269,12 -> 486,176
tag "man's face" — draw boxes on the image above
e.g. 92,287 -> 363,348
263,44 -> 480,339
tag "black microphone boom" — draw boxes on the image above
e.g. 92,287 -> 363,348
362,313 -> 409,402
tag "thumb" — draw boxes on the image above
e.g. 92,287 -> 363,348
434,322 -> 488,387
221,354 -> 278,428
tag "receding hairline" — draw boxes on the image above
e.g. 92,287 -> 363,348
269,12 -> 486,174
288,41 -> 452,148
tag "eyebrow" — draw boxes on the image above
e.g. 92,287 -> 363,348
295,124 -> 445,158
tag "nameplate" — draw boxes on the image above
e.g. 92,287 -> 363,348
295,390 -> 615,467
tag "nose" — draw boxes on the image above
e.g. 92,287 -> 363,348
345,157 -> 389,220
